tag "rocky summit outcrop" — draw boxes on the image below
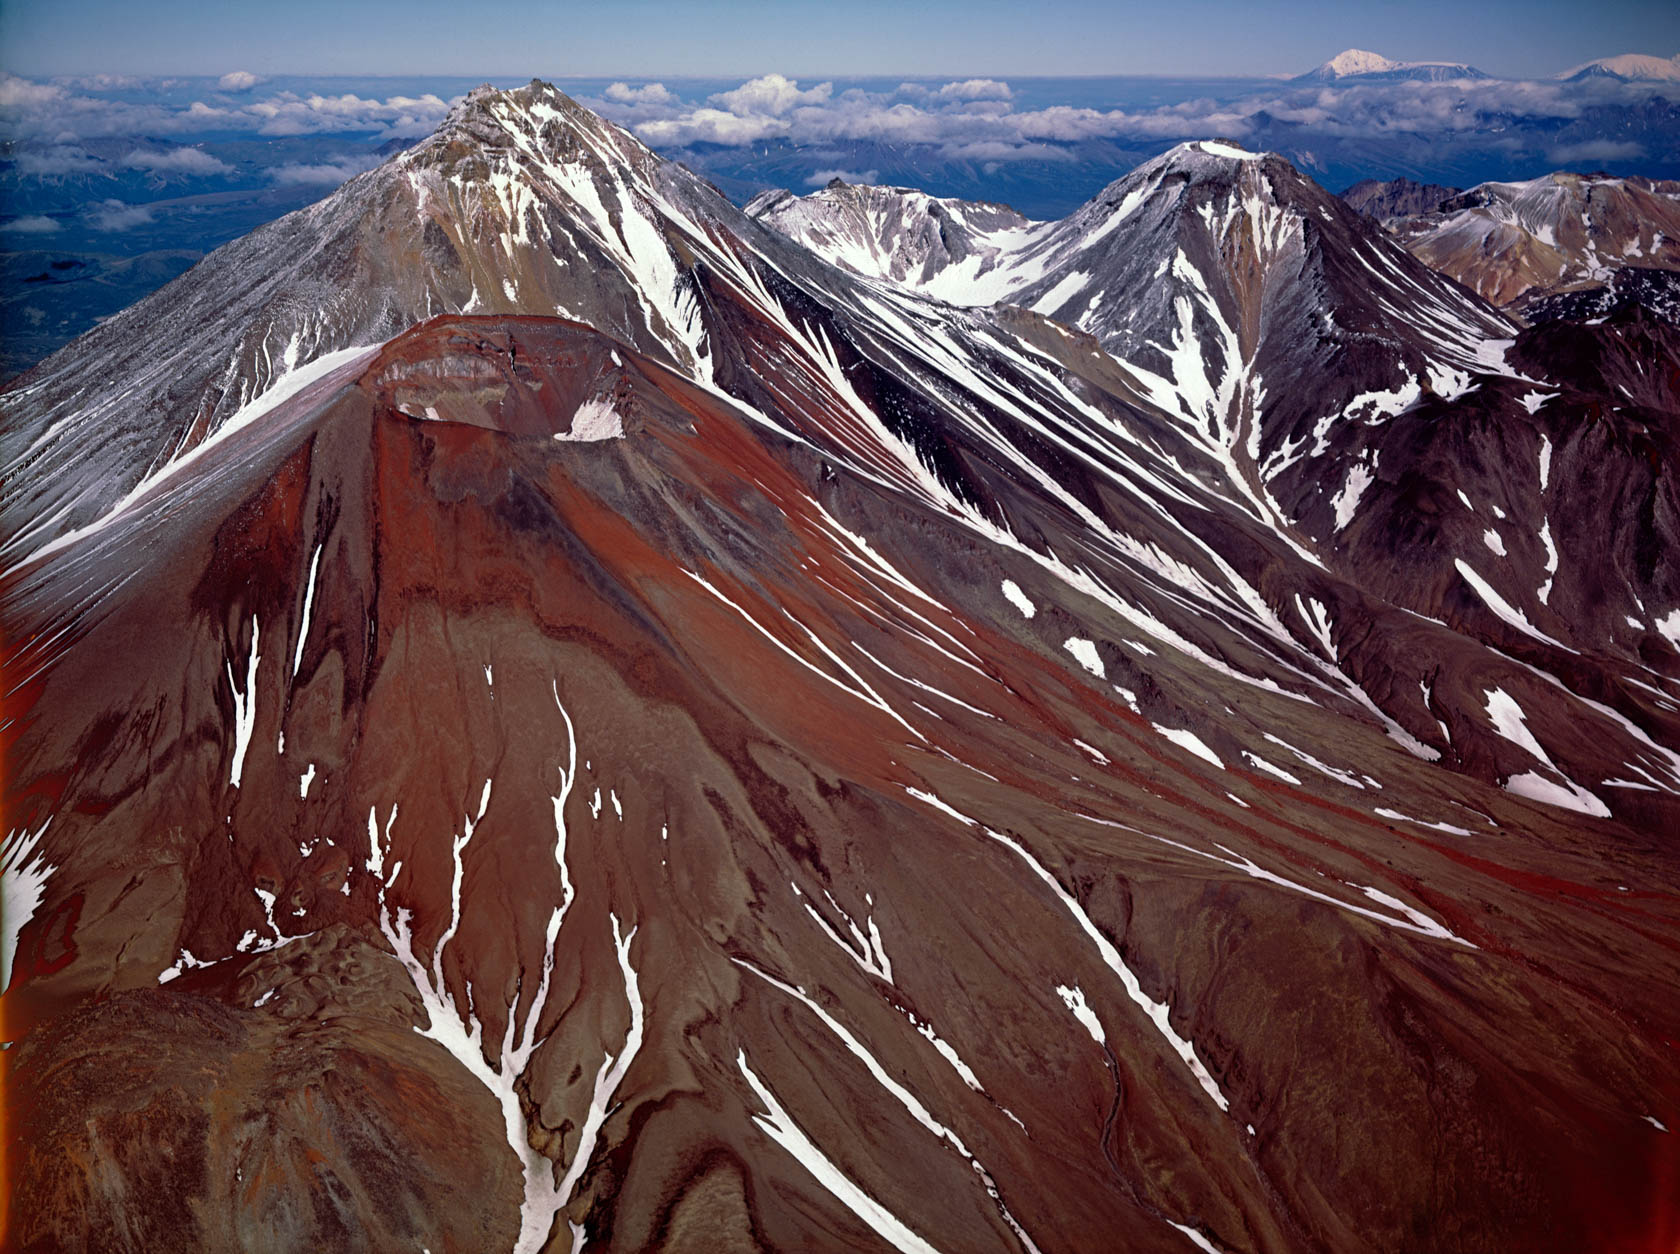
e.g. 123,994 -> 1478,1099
1339,176 -> 1461,222
4,81 -> 1679,1254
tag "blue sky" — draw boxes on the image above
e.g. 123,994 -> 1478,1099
1,0 -> 1675,79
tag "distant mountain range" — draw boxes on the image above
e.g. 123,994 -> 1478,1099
1299,47 -> 1680,83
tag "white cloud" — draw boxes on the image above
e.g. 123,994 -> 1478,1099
710,73 -> 833,117
5,215 -> 61,234
937,78 -> 1013,101
0,72 -> 455,141
244,91 -> 453,137
218,71 -> 262,92
86,199 -> 155,231
267,153 -> 381,185
636,107 -> 790,146
613,68 -> 1677,161
63,74 -> 146,91
0,72 -> 66,109
604,81 -> 676,105
1548,139 -> 1647,164
14,146 -> 106,177
0,68 -> 1671,197
120,147 -> 233,176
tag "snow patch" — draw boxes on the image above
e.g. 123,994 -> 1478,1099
1374,807 -> 1472,836
1064,637 -> 1104,678
1331,464 -> 1373,530
1000,579 -> 1036,618
1455,559 -> 1570,650
1484,688 -> 1610,817
1152,725 -> 1223,769
2,820 -> 54,992
1242,751 -> 1301,786
226,618 -> 261,789
1057,984 -> 1106,1044
556,396 -> 626,442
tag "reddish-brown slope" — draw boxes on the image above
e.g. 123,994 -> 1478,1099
5,315 -> 1678,1253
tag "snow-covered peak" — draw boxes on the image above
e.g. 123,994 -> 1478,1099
414,78 -> 656,175
1146,140 -> 1270,173
1300,49 -> 1487,81
1095,142 -> 1294,205
1559,53 -> 1680,82
749,179 -> 1035,292
1195,140 -> 1263,162
1320,49 -> 1401,77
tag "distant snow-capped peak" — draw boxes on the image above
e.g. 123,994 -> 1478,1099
1559,53 -> 1680,82
1320,49 -> 1402,77
1301,48 -> 1486,81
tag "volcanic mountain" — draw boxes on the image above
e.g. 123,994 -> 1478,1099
1559,53 -> 1680,83
1379,172 -> 1680,310
4,81 -> 1679,1254
1294,49 -> 1491,82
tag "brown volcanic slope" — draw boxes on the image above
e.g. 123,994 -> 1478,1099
5,85 -> 1680,1254
1385,172 -> 1680,309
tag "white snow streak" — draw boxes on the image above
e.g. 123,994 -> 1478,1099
2,819 -> 54,992
1242,751 -> 1301,785
1484,688 -> 1610,817
1455,559 -> 1570,650
227,617 -> 261,789
1152,725 -> 1224,769
368,683 -> 634,1254
739,961 -> 1041,1251
984,824 -> 1228,1109
292,544 -> 323,677
904,786 -> 1228,1110
552,915 -> 645,1228
738,1051 -> 946,1254
793,882 -> 894,983
1057,984 -> 1106,1045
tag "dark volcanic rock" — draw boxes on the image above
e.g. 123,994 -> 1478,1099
1517,266 -> 1680,327
8,930 -> 521,1254
1339,176 -> 1461,221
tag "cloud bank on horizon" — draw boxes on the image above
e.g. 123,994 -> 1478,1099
596,69 -> 1680,173
3,63 -> 1675,166
0,71 -> 453,143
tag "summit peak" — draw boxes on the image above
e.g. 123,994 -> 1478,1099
1299,48 -> 1487,82
1323,49 -> 1400,76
